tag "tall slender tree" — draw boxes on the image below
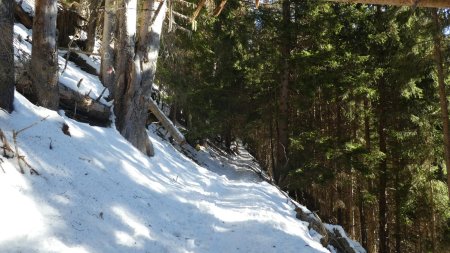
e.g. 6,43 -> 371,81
100,0 -> 116,92
276,0 -> 292,185
431,9 -> 450,199
30,0 -> 59,110
0,0 -> 14,113
114,0 -> 167,156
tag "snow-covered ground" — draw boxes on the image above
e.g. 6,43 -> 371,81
5,24 -> 333,250
0,92 -> 331,253
2,11 -> 365,253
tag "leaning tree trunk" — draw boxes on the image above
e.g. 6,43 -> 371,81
275,0 -> 291,185
114,0 -> 167,156
432,9 -> 450,200
30,0 -> 59,110
100,0 -> 116,94
0,0 -> 14,113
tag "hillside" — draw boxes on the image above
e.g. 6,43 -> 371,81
1,22 -> 365,251
1,92 -> 334,253
0,3 -> 366,252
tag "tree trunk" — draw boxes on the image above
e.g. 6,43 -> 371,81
85,0 -> 102,53
377,78 -> 389,253
431,9 -> 450,200
275,0 -> 291,185
101,0 -> 116,94
148,99 -> 185,144
394,158 -> 402,253
31,0 -> 59,110
114,0 -> 167,156
361,97 -> 370,251
0,0 -> 14,113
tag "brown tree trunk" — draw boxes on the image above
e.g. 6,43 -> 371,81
394,158 -> 402,253
275,0 -> 291,185
0,0 -> 14,113
359,183 -> 368,250
101,0 -> 116,93
360,97 -> 371,251
30,0 -> 59,110
377,78 -> 389,253
85,0 -> 102,53
432,9 -> 450,200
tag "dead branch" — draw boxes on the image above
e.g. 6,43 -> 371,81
77,78 -> 84,88
12,130 -> 24,174
0,158 -> 5,173
95,87 -> 108,102
213,0 -> 228,17
190,0 -> 207,22
59,47 -> 101,56
16,116 -> 49,136
151,0 -> 166,26
148,98 -> 186,145
173,10 -> 190,22
0,129 -> 14,158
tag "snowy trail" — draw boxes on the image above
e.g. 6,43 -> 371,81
0,16 -> 360,253
0,94 -> 329,253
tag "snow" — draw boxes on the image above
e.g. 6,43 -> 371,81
4,13 -> 365,253
15,0 -> 35,16
14,23 -> 110,106
0,93 -> 330,253
325,225 -> 367,253
126,0 -> 138,36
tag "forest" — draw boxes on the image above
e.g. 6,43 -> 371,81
0,0 -> 449,252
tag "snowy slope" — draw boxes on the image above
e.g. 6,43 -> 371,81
14,24 -> 109,105
0,93 -> 331,253
3,11 -> 365,253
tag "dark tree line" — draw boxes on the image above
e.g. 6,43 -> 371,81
157,1 -> 450,252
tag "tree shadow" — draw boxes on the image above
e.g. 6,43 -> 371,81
0,97 -> 327,253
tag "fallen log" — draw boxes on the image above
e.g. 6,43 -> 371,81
148,99 -> 186,145
14,1 -> 33,29
58,82 -> 111,126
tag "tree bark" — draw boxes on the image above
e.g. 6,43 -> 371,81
84,0 -> 102,53
431,9 -> 450,200
328,0 -> 450,8
0,0 -> 14,113
114,0 -> 167,156
30,0 -> 59,110
100,0 -> 116,93
275,0 -> 291,185
394,158 -> 402,253
377,78 -> 389,253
